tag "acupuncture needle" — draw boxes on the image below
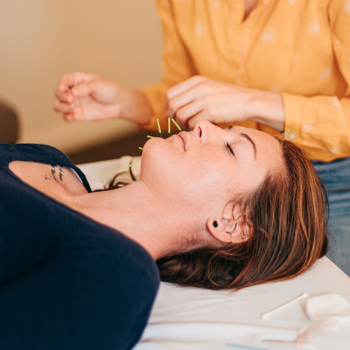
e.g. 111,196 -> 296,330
139,118 -> 177,151
171,118 -> 182,131
122,161 -> 137,172
157,119 -> 163,138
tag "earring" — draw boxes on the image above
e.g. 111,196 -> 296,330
213,221 -> 218,228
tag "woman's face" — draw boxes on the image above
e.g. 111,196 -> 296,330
140,121 -> 284,219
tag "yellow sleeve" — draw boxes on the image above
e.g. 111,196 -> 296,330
282,0 -> 350,161
139,0 -> 196,131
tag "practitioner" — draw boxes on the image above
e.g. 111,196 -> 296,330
54,0 -> 349,273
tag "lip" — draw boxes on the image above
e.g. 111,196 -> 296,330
176,133 -> 186,151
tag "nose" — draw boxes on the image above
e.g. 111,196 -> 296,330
194,120 -> 220,141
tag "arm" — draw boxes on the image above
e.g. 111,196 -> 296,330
272,0 -> 350,160
119,86 -> 153,125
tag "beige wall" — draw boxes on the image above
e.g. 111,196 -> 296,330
0,0 -> 162,153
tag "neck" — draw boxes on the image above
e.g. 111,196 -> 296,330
75,181 -> 199,260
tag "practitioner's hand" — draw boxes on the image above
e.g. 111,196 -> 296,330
53,72 -> 125,122
165,75 -> 285,131
165,76 -> 253,129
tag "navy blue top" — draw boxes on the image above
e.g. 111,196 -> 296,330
0,144 -> 160,350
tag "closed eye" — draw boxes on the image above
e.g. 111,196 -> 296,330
227,142 -> 235,156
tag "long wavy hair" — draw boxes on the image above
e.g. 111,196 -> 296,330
100,138 -> 329,290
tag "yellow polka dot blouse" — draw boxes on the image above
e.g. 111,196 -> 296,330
141,0 -> 350,161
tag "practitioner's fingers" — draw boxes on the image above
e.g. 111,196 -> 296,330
166,87 -> 198,121
53,100 -> 85,122
54,73 -> 121,121
53,101 -> 75,114
62,103 -> 85,121
63,112 -> 81,122
173,99 -> 204,129
187,111 -> 212,129
55,72 -> 97,99
55,90 -> 75,104
56,73 -> 82,98
69,78 -> 105,98
166,75 -> 207,103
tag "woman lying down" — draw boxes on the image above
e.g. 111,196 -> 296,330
0,121 -> 328,350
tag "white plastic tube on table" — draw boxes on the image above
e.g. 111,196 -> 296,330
141,323 -> 298,343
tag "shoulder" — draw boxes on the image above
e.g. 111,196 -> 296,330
48,226 -> 160,348
89,227 -> 161,291
56,223 -> 160,296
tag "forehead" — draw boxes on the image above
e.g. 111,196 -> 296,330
233,126 -> 284,168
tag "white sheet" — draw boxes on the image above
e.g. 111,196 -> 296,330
135,258 -> 350,350
78,157 -> 350,350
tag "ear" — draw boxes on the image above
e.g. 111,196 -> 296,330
206,203 -> 253,245
207,218 -> 252,244
206,217 -> 233,244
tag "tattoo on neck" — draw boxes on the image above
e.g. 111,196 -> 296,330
43,165 -> 64,183
50,165 -> 59,183
58,166 -> 64,181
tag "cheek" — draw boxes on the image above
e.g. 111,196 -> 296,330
140,140 -> 237,205
140,138 -> 182,188
174,151 -> 237,206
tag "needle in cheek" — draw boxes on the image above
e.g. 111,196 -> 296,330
122,161 -> 137,172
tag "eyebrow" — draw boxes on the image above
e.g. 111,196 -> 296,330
239,133 -> 257,160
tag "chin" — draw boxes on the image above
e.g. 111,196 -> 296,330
140,137 -> 177,182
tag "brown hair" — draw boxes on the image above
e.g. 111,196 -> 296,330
156,138 -> 329,290
102,139 -> 328,290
